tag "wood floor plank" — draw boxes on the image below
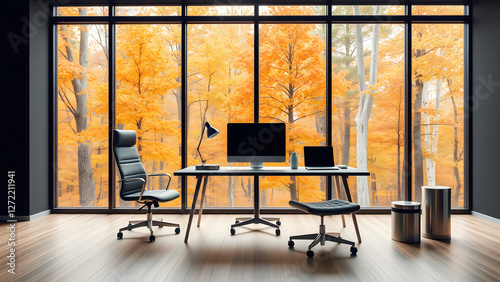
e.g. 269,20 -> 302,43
1,214 -> 499,282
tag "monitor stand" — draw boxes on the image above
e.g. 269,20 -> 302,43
250,161 -> 264,169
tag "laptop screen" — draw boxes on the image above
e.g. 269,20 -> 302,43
304,146 -> 335,167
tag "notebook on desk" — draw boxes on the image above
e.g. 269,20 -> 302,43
304,146 -> 339,170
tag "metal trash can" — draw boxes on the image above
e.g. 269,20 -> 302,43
391,201 -> 421,243
422,186 -> 451,240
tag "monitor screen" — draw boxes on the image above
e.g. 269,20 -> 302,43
227,123 -> 286,168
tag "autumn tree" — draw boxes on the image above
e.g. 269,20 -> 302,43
411,12 -> 464,201
58,8 -> 98,206
238,6 -> 347,201
115,24 -> 181,177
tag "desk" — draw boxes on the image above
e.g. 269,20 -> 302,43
174,166 -> 370,243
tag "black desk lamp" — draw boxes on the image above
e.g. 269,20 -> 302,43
195,121 -> 220,170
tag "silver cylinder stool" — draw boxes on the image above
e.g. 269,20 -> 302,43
422,186 -> 451,240
391,201 -> 421,243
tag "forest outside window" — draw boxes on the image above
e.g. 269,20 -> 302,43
53,4 -> 468,210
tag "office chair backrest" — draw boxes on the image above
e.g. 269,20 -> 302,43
113,129 -> 147,199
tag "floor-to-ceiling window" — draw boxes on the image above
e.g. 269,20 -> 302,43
53,2 -> 469,212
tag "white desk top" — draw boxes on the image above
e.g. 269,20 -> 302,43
174,166 -> 370,176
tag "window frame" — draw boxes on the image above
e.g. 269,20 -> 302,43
50,2 -> 471,214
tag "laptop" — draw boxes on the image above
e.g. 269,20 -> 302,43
304,146 -> 339,170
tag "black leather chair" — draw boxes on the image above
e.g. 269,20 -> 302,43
113,129 -> 180,242
288,199 -> 360,257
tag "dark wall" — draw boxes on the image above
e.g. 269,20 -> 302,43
472,0 -> 500,219
0,0 -> 50,219
29,0 -> 50,215
0,1 -> 31,217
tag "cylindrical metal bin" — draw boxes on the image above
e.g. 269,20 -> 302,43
391,201 -> 421,243
422,186 -> 451,239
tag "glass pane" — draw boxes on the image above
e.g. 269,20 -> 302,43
57,24 -> 108,207
333,6 -> 404,15
116,6 -> 180,16
188,6 -> 254,16
332,24 -> 405,207
259,21 -> 327,207
412,24 -> 464,207
260,6 -> 326,16
412,6 -> 464,15
115,24 -> 182,208
187,24 -> 255,208
57,7 -> 108,16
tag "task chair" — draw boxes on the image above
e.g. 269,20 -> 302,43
113,129 -> 180,242
288,199 -> 360,257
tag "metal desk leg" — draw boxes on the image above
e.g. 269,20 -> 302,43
197,176 -> 209,227
341,176 -> 362,243
334,175 -> 346,228
184,175 -> 204,243
231,175 -> 280,235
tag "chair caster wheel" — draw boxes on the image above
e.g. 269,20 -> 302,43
230,228 -> 235,235
128,223 -> 132,227
307,250 -> 314,258
235,220 -> 240,224
288,240 -> 294,248
149,235 -> 155,242
159,225 -> 163,228
276,220 -> 281,226
275,229 -> 280,236
175,227 -> 181,234
117,232 -> 123,239
350,246 -> 358,255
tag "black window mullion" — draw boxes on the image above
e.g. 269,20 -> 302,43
51,20 -> 58,209
404,4 -> 413,202
181,2 -> 188,212
108,5 -> 116,210
254,4 -> 259,123
253,3 -> 260,206
464,21 -> 471,210
326,1 -> 333,200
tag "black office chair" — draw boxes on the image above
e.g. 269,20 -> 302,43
113,129 -> 180,242
288,199 -> 360,257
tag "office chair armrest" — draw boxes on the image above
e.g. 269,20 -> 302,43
118,177 -> 147,202
147,173 -> 172,190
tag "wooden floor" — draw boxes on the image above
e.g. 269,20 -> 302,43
1,213 -> 499,281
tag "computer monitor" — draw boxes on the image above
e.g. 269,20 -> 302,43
227,123 -> 286,168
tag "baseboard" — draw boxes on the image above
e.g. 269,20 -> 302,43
0,209 -> 50,222
472,211 -> 500,225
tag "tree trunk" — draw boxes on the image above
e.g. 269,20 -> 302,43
451,96 -> 462,206
287,104 -> 298,201
425,80 -> 441,186
261,189 -> 267,207
62,10 -> 96,206
315,113 -> 327,192
353,6 -> 380,207
413,78 -> 424,202
422,82 -> 434,186
397,132 -> 401,199
342,104 -> 350,165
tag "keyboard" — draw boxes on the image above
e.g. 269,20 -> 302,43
305,166 -> 339,170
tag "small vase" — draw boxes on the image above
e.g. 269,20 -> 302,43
290,152 -> 298,169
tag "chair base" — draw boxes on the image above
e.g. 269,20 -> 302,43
117,202 -> 180,242
231,216 -> 281,236
288,216 -> 357,257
